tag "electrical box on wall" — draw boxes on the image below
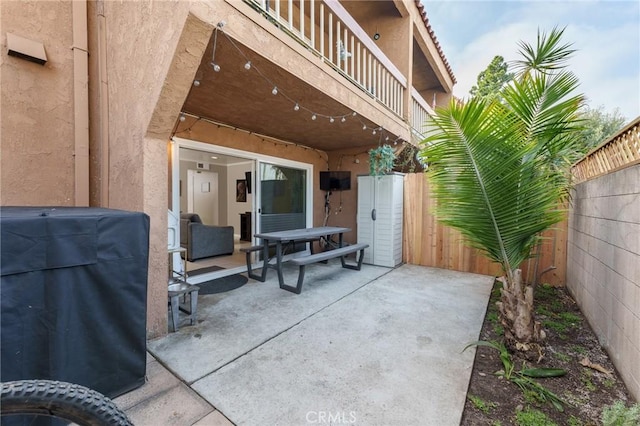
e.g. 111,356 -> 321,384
196,162 -> 210,170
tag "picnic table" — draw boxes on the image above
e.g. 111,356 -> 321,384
242,226 -> 367,294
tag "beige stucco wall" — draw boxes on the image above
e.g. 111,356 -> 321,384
1,1 -> 76,205
3,0 -> 453,339
566,165 -> 640,400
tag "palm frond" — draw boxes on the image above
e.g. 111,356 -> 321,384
512,27 -> 575,75
421,99 -> 565,276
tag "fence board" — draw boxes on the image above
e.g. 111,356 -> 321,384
402,173 -> 567,285
572,117 -> 640,183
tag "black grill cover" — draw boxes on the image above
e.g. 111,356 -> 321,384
1,207 -> 149,398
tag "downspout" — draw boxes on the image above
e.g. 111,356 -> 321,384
96,0 -> 110,206
72,0 -> 89,206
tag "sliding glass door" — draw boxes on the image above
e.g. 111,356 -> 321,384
258,162 -> 307,233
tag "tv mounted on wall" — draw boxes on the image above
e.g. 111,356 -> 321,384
319,171 -> 351,191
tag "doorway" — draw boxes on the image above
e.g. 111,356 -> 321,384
171,138 -> 314,280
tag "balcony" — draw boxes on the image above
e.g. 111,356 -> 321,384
245,0 -> 407,119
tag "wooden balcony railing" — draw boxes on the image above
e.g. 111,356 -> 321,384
572,116 -> 640,183
246,0 -> 406,118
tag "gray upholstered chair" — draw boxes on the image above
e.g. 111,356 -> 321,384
180,213 -> 234,261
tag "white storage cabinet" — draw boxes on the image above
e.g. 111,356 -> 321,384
357,173 -> 404,267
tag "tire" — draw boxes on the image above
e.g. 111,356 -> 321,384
1,380 -> 133,426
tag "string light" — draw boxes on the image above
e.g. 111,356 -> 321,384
209,25 -> 403,145
179,113 -> 186,122
210,24 -> 221,72
193,80 -> 201,87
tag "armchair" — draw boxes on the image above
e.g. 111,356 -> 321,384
180,213 -> 234,261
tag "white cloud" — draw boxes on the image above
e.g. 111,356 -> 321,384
438,1 -> 640,120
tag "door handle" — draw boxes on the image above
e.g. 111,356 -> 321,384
371,209 -> 376,221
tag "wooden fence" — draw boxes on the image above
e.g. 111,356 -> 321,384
572,116 -> 640,183
402,173 -> 567,286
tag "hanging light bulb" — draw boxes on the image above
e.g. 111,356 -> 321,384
341,117 -> 346,123
352,112 -> 357,116
372,129 -> 377,135
293,103 -> 300,111
311,114 -> 317,120
179,113 -> 186,122
329,117 -> 335,123
362,124 -> 367,130
272,87 -> 278,95
211,62 -> 220,72
193,80 -> 200,87
385,136 -> 389,141
244,61 -> 251,70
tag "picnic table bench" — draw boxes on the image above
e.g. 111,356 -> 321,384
241,227 -> 368,294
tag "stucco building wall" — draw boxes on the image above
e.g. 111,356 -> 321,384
3,0 -> 454,338
566,165 -> 640,400
1,1 -> 76,205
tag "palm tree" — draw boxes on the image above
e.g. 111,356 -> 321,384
420,28 -> 584,356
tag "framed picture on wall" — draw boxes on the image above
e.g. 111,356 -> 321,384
236,179 -> 247,202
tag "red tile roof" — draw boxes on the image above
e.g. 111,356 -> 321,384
415,0 -> 457,84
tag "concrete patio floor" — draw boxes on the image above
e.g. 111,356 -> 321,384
115,263 -> 494,425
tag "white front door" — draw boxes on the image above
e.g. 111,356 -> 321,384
187,169 -> 218,225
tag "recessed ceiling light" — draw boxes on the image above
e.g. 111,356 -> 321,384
210,156 -> 218,159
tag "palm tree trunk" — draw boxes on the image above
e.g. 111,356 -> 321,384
496,269 -> 546,358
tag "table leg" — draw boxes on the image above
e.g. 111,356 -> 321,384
338,233 -> 344,247
260,239 -> 270,281
276,241 -> 285,287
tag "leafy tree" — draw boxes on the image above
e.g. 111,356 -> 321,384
469,55 -> 514,102
576,105 -> 626,158
420,28 -> 584,356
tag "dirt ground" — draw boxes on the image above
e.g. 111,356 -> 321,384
460,281 -> 636,425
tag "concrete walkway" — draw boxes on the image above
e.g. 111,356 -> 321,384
115,263 -> 494,425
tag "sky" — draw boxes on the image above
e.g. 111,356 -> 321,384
422,0 -> 640,121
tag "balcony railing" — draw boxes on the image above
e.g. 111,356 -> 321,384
410,87 -> 435,139
246,0 -> 406,118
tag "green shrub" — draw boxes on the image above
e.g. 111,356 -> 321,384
515,407 -> 558,426
601,401 -> 640,426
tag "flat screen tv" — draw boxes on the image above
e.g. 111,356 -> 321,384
319,171 -> 351,191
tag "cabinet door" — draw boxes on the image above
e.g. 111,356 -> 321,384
357,176 -> 375,264
373,175 -> 396,267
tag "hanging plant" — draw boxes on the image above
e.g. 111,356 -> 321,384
368,144 -> 396,176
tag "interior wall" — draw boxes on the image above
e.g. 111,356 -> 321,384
227,162 -> 253,239
179,160 -> 228,225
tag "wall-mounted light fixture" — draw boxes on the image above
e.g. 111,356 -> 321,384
373,33 -> 380,41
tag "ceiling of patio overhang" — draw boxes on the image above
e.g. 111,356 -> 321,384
180,31 -> 402,152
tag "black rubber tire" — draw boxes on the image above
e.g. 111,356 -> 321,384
1,380 -> 133,426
